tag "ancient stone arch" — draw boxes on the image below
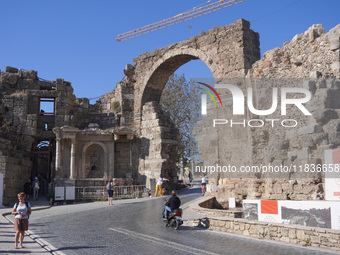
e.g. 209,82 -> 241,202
127,19 -> 260,189
139,50 -> 211,110
132,19 -> 260,116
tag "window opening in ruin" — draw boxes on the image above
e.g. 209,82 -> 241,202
35,140 -> 50,152
39,98 -> 55,115
32,139 -> 54,185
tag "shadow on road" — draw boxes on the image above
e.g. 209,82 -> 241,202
55,245 -> 106,251
175,225 -> 208,231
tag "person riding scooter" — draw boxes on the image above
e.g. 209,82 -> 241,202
164,190 -> 181,220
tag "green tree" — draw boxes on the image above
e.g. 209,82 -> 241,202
160,73 -> 201,166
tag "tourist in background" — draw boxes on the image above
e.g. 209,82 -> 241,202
201,175 -> 207,196
42,175 -> 48,195
106,178 -> 114,205
23,179 -> 31,200
188,171 -> 193,183
32,177 -> 40,200
155,175 -> 168,196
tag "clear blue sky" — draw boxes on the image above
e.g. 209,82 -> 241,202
1,0 -> 339,100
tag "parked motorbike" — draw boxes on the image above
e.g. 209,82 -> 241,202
163,199 -> 183,230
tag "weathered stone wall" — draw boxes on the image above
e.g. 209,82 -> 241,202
191,217 -> 340,251
94,71 -> 135,127
247,78 -> 340,201
114,138 -> 131,178
252,24 -> 340,78
194,23 -> 340,205
140,102 -> 178,191
0,67 -> 79,204
198,78 -> 340,204
194,81 -> 254,189
0,66 -> 121,204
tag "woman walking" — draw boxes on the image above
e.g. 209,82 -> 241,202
106,179 -> 114,205
12,192 -> 31,249
201,175 -> 207,196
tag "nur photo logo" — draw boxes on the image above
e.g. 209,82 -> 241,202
197,82 -> 222,115
196,79 -> 313,128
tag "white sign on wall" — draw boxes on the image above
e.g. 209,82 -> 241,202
243,199 -> 340,230
229,197 -> 236,208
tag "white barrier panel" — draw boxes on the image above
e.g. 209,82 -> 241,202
55,187 -> 65,201
55,186 -> 75,201
65,187 -> 75,200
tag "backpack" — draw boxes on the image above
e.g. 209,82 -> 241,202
34,181 -> 40,189
106,183 -> 112,191
15,202 -> 30,219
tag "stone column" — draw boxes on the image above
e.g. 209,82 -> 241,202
109,141 -> 114,178
127,135 -> 133,172
70,137 -> 75,179
55,138 -> 61,178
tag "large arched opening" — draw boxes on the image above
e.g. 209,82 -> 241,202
139,49 -> 216,112
132,19 -> 260,192
138,51 -> 215,192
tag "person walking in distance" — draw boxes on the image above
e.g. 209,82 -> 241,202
201,175 -> 207,196
12,192 -> 31,249
23,179 -> 31,200
32,177 -> 40,200
155,175 -> 168,196
188,171 -> 193,183
106,179 -> 114,205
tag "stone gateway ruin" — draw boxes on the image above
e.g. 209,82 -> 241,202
0,19 -> 339,205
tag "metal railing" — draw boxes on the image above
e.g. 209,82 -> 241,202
75,185 -> 147,201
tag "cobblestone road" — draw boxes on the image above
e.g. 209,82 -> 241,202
9,187 -> 339,255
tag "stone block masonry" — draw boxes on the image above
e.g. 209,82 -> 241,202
139,101 -> 178,191
206,218 -> 340,251
252,24 -> 340,78
194,22 -> 340,205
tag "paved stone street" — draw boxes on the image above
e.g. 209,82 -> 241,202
3,187 -> 339,255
